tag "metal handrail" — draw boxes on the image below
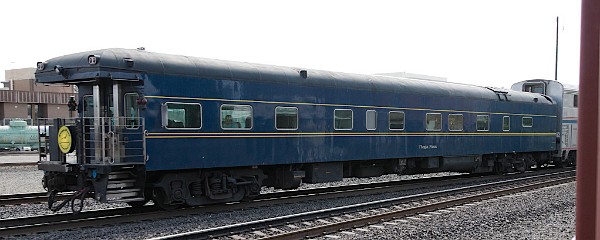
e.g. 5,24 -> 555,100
81,117 -> 146,165
37,117 -> 146,165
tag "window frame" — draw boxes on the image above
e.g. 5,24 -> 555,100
123,93 -> 140,129
476,115 -> 490,132
523,82 -> 547,94
522,117 -> 533,128
333,109 -> 353,130
448,114 -> 464,132
220,104 -> 253,130
388,111 -> 405,131
425,113 -> 442,132
366,110 -> 377,131
82,95 -> 94,118
502,116 -> 510,132
275,106 -> 299,131
161,102 -> 202,130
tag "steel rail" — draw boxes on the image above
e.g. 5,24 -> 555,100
0,167 -> 568,206
0,169 -> 573,237
264,176 -> 575,240
0,172 -> 466,206
0,173 -> 472,236
150,170 -> 575,240
0,162 -> 37,167
0,152 -> 39,156
0,192 -> 47,205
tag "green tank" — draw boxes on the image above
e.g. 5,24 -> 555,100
0,120 -> 46,151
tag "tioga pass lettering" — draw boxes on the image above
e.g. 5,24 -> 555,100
418,144 -> 438,150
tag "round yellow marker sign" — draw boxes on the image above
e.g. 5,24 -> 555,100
58,126 -> 73,154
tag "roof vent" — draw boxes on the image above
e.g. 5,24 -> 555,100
124,58 -> 134,67
137,47 -> 145,51
299,70 -> 308,79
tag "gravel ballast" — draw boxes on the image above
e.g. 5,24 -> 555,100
325,182 -> 576,240
0,165 -> 44,194
14,180 -> 576,239
0,165 -> 575,240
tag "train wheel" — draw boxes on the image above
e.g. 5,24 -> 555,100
568,152 -> 577,167
555,161 -> 564,168
493,161 -> 505,175
152,188 -> 178,210
516,159 -> 526,173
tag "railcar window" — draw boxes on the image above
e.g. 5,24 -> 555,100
503,116 -> 510,131
522,117 -> 533,127
425,113 -> 442,131
523,83 -> 546,94
574,95 -> 578,107
389,111 -> 405,130
448,114 -> 463,131
334,109 -> 353,130
476,115 -> 490,131
83,95 -> 94,118
108,94 -> 114,118
221,104 -> 253,130
275,106 -> 298,130
366,110 -> 377,130
163,102 -> 201,129
124,93 -> 140,129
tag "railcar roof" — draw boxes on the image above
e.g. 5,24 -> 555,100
35,48 -> 552,104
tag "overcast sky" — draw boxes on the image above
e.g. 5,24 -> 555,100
0,0 -> 581,89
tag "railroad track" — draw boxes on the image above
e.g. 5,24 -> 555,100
151,170 -> 576,240
0,168 -> 572,237
0,168 -> 559,206
1,172 -> 471,206
0,192 -> 47,205
0,152 -> 39,156
0,162 -> 37,167
0,192 -> 72,206
0,173 -> 470,236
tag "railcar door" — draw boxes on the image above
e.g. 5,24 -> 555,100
83,81 -> 145,165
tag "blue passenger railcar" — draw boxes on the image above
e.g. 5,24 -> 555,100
35,49 -> 562,210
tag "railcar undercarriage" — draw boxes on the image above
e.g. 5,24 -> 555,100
135,151 -> 555,210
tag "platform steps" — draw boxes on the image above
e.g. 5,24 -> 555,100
106,170 -> 145,203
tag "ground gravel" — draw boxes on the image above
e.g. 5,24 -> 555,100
0,166 -> 575,240
0,165 -> 44,194
324,182 -> 576,240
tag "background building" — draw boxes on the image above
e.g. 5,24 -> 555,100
2,68 -> 76,125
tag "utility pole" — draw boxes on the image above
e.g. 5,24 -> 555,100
555,16 -> 559,80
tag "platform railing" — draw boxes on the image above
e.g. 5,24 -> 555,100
82,117 -> 145,165
37,117 -> 146,165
